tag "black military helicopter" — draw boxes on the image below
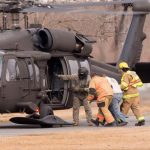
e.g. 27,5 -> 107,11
0,0 -> 150,127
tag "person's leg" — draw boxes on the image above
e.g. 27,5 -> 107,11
109,98 -> 117,120
100,96 -> 115,125
116,93 -> 127,121
109,94 -> 127,123
131,96 -> 145,126
91,107 -> 105,126
82,99 -> 93,125
73,97 -> 81,125
121,99 -> 132,116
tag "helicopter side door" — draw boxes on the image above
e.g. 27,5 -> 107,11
24,58 -> 41,104
0,55 -> 39,113
1,55 -> 26,112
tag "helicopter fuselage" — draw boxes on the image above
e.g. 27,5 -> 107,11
0,27 -> 121,114
0,27 -> 93,114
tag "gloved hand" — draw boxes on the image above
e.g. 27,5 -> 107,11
97,101 -> 105,108
89,88 -> 98,99
84,88 -> 89,92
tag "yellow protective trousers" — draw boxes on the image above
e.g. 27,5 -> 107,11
97,96 -> 115,124
121,95 -> 144,121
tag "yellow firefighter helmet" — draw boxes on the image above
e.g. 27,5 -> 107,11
119,62 -> 130,69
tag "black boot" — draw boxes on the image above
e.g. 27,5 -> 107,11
117,120 -> 128,126
117,121 -> 128,126
104,121 -> 116,127
99,119 -> 105,126
91,118 -> 99,127
135,120 -> 145,126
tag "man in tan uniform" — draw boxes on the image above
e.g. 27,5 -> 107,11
56,67 -> 93,126
87,73 -> 116,127
119,62 -> 145,126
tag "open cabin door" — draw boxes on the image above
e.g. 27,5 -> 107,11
47,56 -> 90,110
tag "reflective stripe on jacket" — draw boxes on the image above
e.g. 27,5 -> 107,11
123,93 -> 139,99
121,71 -> 143,91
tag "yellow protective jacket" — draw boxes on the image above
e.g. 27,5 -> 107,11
87,75 -> 113,102
120,71 -> 143,99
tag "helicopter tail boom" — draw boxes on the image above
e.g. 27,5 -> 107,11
118,14 -> 146,68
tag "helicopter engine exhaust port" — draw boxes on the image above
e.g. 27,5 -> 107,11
37,28 -> 76,52
37,28 -> 53,51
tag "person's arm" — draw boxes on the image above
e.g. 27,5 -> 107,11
120,73 -> 130,91
56,74 -> 78,81
73,87 -> 89,92
129,71 -> 143,87
87,78 -> 96,101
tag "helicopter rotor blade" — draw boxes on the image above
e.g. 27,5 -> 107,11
0,1 -> 17,4
67,9 -> 148,15
0,0 -> 150,14
20,6 -> 76,13
19,0 -> 149,15
20,2 -> 148,15
49,0 -> 136,8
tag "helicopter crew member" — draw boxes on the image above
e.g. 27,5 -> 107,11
106,76 -> 127,126
119,62 -> 145,126
88,73 -> 116,127
56,67 -> 93,126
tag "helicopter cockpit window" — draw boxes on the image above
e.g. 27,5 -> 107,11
6,59 -> 20,81
27,60 -> 34,80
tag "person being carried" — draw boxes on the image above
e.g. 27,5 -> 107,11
106,76 -> 127,126
119,61 -> 145,126
56,67 -> 93,126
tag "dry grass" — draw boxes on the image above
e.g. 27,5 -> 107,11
1,127 -> 150,150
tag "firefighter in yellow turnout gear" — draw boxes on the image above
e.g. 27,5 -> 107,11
119,62 -> 145,126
